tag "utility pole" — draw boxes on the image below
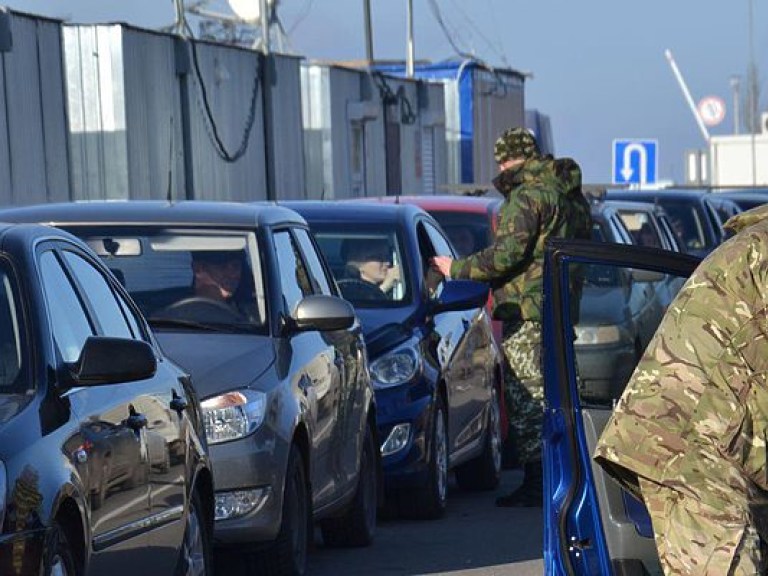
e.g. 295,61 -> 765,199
406,0 -> 415,77
363,0 -> 374,67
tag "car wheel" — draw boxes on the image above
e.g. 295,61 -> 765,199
256,446 -> 310,576
455,385 -> 502,491
175,490 -> 211,576
402,395 -> 448,520
320,423 -> 378,547
43,522 -> 79,576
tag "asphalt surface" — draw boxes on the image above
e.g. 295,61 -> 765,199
307,469 -> 544,576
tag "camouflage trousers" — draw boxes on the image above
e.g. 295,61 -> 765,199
501,320 -> 543,465
638,477 -> 766,575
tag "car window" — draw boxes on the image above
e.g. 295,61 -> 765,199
71,229 -> 265,332
0,261 -> 27,392
428,210 -> 491,256
61,250 -> 134,339
423,222 -> 454,258
39,251 -> 94,363
311,225 -> 408,307
293,228 -> 333,296
273,229 -> 313,314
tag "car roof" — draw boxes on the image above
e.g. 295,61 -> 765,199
606,188 -> 711,201
0,200 -> 306,229
282,200 -> 431,224
351,195 -> 502,214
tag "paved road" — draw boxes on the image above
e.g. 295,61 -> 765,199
307,469 -> 544,576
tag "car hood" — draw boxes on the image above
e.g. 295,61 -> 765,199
155,332 -> 275,399
578,286 -> 626,325
356,307 -> 418,357
0,394 -> 31,426
724,203 -> 768,234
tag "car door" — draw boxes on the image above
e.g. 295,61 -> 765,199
418,221 -> 488,458
272,228 -> 343,507
293,227 -> 367,495
540,238 -> 699,576
37,245 -> 153,559
64,249 -> 191,570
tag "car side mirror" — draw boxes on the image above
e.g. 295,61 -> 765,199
291,294 -> 356,332
429,279 -> 488,314
69,336 -> 157,386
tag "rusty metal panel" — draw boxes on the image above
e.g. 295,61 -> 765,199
473,68 -> 525,185
63,24 -> 129,200
2,12 -> 70,205
185,40 -> 267,201
266,54 -> 305,200
121,27 -> 184,201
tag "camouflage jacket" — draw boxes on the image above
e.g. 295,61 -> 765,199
449,155 -> 592,323
594,205 -> 768,512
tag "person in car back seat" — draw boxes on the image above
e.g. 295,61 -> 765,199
431,127 -> 593,507
595,205 -> 768,575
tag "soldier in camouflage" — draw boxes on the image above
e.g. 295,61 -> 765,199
594,205 -> 768,574
432,127 -> 592,507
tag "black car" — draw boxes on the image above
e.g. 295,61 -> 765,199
287,201 -> 504,520
575,201 -> 666,403
0,201 -> 377,576
0,223 -> 213,575
606,188 -> 734,257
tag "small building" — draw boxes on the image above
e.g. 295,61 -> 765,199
706,115 -> 768,187
376,59 -> 527,187
300,62 -> 447,199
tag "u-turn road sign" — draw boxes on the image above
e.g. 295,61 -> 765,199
612,139 -> 658,185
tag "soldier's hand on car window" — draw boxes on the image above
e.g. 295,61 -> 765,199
431,256 -> 453,278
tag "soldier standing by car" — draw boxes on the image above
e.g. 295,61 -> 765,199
594,205 -> 768,575
432,127 -> 592,507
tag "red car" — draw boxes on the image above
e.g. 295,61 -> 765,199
353,195 -> 509,439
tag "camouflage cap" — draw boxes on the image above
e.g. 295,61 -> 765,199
494,128 -> 541,164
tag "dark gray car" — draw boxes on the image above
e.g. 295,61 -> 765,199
0,201 -> 379,576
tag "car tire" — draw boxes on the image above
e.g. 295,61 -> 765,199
455,385 -> 502,491
174,490 -> 211,576
256,446 -> 310,576
320,423 -> 377,547
401,395 -> 448,520
43,521 -> 79,576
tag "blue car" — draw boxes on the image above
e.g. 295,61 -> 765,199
541,236 -> 700,574
287,201 -> 504,519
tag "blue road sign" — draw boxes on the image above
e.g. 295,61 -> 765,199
613,140 -> 658,185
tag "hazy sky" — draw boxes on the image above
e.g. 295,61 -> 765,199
8,0 -> 768,184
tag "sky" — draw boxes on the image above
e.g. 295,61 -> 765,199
7,0 -> 768,185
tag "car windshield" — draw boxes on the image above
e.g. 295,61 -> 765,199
69,228 -> 266,333
0,261 -> 27,394
310,226 -> 409,307
427,210 -> 493,257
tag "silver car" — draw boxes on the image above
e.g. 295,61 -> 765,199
0,201 -> 379,576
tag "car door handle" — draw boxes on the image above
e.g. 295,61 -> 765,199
127,412 -> 148,431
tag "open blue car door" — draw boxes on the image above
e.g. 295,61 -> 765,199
541,238 -> 701,576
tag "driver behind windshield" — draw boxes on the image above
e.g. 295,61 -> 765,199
341,239 -> 400,296
186,250 -> 256,322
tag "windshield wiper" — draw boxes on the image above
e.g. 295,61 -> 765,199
149,317 -> 261,334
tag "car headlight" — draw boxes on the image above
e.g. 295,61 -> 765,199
370,346 -> 421,388
574,325 -> 623,345
201,390 -> 266,444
